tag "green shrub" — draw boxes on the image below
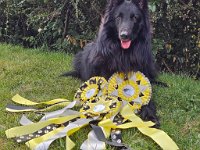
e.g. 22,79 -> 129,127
151,0 -> 200,79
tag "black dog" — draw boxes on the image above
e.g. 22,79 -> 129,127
63,0 -> 159,126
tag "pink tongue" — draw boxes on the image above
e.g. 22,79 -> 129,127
121,40 -> 131,49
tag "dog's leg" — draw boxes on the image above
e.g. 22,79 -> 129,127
151,80 -> 168,87
139,100 -> 160,128
60,70 -> 80,78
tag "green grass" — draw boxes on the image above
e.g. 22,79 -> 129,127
0,43 -> 199,150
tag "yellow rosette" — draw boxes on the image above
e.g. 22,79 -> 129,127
5,72 -> 179,150
74,77 -> 107,103
108,71 -> 152,111
118,80 -> 140,101
80,96 -> 121,119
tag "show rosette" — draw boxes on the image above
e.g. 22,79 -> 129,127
5,71 -> 179,150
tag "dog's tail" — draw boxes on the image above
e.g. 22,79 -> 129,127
60,71 -> 80,78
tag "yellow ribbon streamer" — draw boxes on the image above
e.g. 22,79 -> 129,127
99,105 -> 179,150
6,102 -> 70,112
66,122 -> 90,150
138,127 -> 179,150
25,126 -> 76,150
120,105 -> 155,127
25,119 -> 90,150
12,94 -> 69,106
66,136 -> 75,150
121,105 -> 179,150
6,114 -> 79,138
99,116 -> 154,129
26,126 -> 65,150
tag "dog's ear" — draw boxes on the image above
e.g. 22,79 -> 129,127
107,0 -> 123,7
137,0 -> 148,10
108,0 -> 148,10
104,0 -> 124,23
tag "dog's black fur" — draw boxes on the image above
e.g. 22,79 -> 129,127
63,0 -> 160,127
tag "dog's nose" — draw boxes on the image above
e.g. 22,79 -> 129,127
120,31 -> 129,40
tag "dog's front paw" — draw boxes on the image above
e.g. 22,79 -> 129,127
139,105 -> 160,128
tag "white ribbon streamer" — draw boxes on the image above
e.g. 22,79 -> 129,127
81,130 -> 106,150
27,118 -> 92,150
40,101 -> 77,121
20,115 -> 33,125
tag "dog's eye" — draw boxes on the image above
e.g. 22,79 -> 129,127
116,13 -> 123,20
116,15 -> 122,22
130,14 -> 136,21
116,16 -> 121,20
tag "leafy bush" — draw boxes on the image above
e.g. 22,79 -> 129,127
151,0 -> 200,79
0,0 -> 199,78
0,0 -> 107,52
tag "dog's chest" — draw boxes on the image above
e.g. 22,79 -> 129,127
106,53 -> 134,73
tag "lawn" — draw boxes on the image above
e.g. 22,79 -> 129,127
0,44 -> 199,150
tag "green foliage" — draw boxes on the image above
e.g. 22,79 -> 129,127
0,0 -> 199,78
0,0 -> 106,52
151,0 -> 200,79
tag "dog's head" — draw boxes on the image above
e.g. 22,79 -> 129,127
103,0 -> 149,50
